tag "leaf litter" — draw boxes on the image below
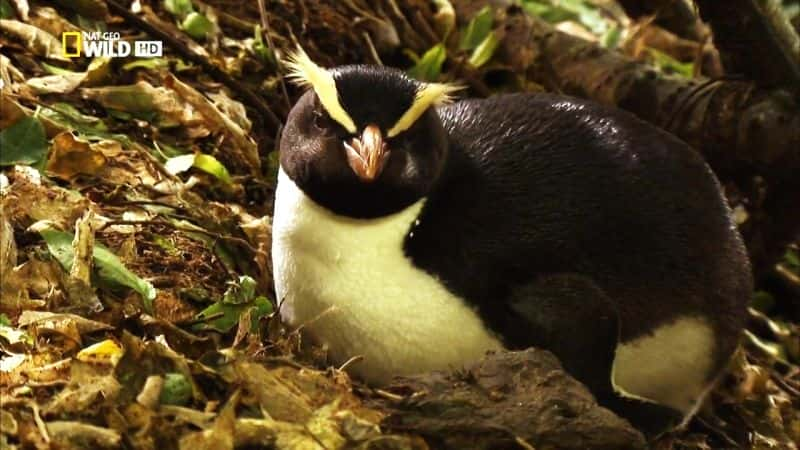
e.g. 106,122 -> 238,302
0,1 -> 798,450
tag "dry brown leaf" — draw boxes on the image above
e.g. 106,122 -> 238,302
46,421 -> 121,448
10,0 -> 29,21
233,418 -> 321,449
1,53 -> 26,88
0,408 -> 18,436
0,352 -> 68,387
26,71 -> 86,94
305,400 -> 347,450
0,214 -> 17,289
46,133 -> 108,180
2,167 -> 91,229
18,311 -> 113,335
164,74 -> 259,173
0,19 -> 68,61
81,81 -> 206,130
45,361 -> 121,415
28,6 -> 80,40
178,391 -> 237,450
207,91 -> 251,133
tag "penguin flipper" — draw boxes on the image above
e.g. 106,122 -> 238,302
504,273 -> 683,437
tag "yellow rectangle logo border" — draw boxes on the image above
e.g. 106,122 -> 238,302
62,32 -> 81,58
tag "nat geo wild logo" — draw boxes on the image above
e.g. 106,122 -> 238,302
62,31 -> 163,58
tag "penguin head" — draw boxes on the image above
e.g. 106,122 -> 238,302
279,49 -> 460,218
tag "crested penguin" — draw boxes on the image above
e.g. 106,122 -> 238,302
271,49 -> 753,436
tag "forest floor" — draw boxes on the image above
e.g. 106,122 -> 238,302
1,1 -> 800,449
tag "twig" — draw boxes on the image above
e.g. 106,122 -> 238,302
337,355 -> 364,372
97,219 -> 257,254
104,0 -> 282,129
693,415 -> 739,448
362,32 -> 383,65
373,388 -> 405,402
771,369 -> 800,398
194,0 -> 256,33
775,263 -> 800,296
256,0 -> 292,111
514,436 -> 536,450
413,9 -> 441,45
114,200 -> 182,210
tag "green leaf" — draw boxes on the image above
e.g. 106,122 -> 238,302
408,43 -> 447,82
521,1 -> 578,23
600,25 -> 622,49
250,296 -> 272,330
752,290 -> 775,313
0,0 -> 15,19
648,48 -> 694,78
181,12 -> 213,40
521,0 -> 607,34
222,275 -> 257,305
468,31 -> 499,68
164,0 -> 194,18
252,24 -> 275,64
192,276 -> 272,333
784,248 -> 800,269
459,6 -> 493,51
164,153 -> 232,184
41,62 -> 81,76
193,154 -> 232,184
0,314 -> 9,326
0,117 -> 48,167
39,229 -> 157,312
160,372 -> 192,406
122,58 -> 169,71
45,102 -> 108,130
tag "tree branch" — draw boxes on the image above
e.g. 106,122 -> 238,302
693,0 -> 800,88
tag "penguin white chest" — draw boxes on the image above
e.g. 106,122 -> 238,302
271,169 -> 502,384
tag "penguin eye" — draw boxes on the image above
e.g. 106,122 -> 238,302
312,109 -> 332,132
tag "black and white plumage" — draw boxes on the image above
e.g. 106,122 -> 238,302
272,50 -> 752,436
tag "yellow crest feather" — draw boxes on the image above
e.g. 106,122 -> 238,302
285,47 -> 357,133
387,82 -> 463,138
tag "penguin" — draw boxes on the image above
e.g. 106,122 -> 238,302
271,49 -> 753,436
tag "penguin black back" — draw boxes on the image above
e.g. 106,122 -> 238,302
410,93 -> 750,351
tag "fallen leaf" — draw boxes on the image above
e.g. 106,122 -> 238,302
37,228 -> 157,311
408,43 -> 447,82
28,6 -> 80,38
165,153 -> 232,184
160,372 -> 193,406
18,311 -> 112,334
164,74 -> 259,173
76,339 -> 124,366
0,19 -> 67,60
0,116 -> 48,167
468,30 -> 500,68
192,276 -> 272,333
181,12 -> 214,40
0,323 -> 33,347
459,5 -> 493,50
82,80 -> 205,129
45,360 -> 121,415
178,390 -> 236,450
46,421 -> 121,448
2,167 -> 91,229
26,71 -> 87,94
46,132 -> 108,180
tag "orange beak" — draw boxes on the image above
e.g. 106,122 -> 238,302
343,124 -> 390,183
